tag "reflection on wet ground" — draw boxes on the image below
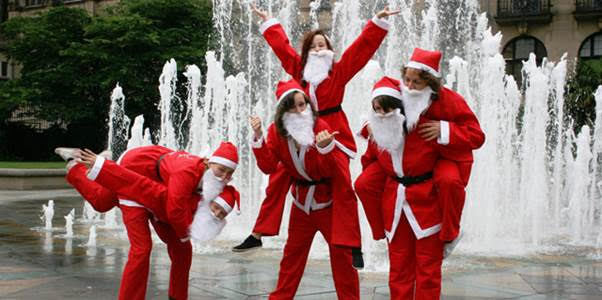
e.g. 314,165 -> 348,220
1,192 -> 601,299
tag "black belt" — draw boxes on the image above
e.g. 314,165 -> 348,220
296,178 -> 328,187
318,105 -> 342,116
394,171 -> 433,187
155,153 -> 169,182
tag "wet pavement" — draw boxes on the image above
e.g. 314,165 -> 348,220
1,190 -> 602,299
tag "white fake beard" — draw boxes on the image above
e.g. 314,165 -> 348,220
369,109 -> 406,152
189,200 -> 227,243
200,169 -> 226,202
401,84 -> 433,131
283,107 -> 315,147
303,49 -> 334,86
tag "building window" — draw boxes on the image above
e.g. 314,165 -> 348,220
579,32 -> 602,59
502,36 -> 547,84
25,0 -> 46,7
0,61 -> 8,78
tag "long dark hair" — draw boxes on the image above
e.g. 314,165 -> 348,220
274,91 -> 316,137
402,66 -> 441,100
300,29 -> 333,83
372,95 -> 403,113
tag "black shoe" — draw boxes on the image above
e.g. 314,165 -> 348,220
232,235 -> 262,252
352,248 -> 364,270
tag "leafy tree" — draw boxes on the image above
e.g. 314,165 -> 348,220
0,0 -> 213,157
565,58 -> 602,132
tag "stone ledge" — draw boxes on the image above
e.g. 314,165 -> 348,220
0,168 -> 69,190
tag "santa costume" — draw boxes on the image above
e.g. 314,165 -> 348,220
357,76 -> 445,298
246,13 -> 391,250
252,80 -> 359,299
65,142 -> 239,300
356,48 -> 485,245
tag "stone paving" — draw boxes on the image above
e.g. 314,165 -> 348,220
1,191 -> 602,299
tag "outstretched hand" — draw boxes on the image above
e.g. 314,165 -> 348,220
376,6 -> 401,19
249,115 -> 263,139
78,148 -> 98,169
316,130 -> 339,148
251,2 -> 269,21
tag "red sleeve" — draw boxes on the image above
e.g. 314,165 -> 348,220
332,18 -> 388,85
166,162 -> 202,240
313,121 -> 339,176
361,140 -> 380,170
261,20 -> 303,80
444,94 -> 485,151
252,124 -> 282,174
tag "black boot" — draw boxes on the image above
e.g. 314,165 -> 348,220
232,234 -> 262,252
351,247 -> 364,270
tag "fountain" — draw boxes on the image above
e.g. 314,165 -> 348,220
64,208 -> 75,237
99,0 -> 601,269
41,200 -> 54,230
86,225 -> 97,247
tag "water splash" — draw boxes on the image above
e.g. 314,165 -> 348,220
64,208 -> 75,237
108,84 -> 131,159
86,225 -> 97,247
41,200 -> 54,230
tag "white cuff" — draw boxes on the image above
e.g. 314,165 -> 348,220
316,139 -> 336,154
437,121 -> 450,145
371,15 -> 390,31
86,156 -> 105,181
259,18 -> 279,34
251,135 -> 264,149
180,236 -> 190,243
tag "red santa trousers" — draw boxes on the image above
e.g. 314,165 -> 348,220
253,157 -> 361,248
435,159 -> 473,242
388,214 -> 444,300
66,163 -> 118,212
269,206 -> 359,300
354,161 -> 387,240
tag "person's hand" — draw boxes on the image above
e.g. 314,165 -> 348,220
316,130 -> 338,148
249,115 -> 263,139
418,120 -> 441,141
376,6 -> 401,19
366,124 -> 373,139
251,2 -> 270,22
77,148 -> 99,169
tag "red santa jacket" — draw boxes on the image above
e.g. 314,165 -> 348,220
88,145 -> 206,239
252,119 -> 343,213
260,17 -> 389,158
425,87 -> 485,162
358,86 -> 485,163
362,117 -> 442,242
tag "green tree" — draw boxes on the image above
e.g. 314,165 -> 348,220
565,58 -> 602,132
0,0 -> 213,156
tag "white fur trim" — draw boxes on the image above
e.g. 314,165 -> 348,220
251,135 -> 264,149
259,18 -> 279,34
403,203 -> 441,239
316,139 -> 335,154
372,87 -> 402,100
119,199 -> 145,208
334,141 -> 357,159
371,15 -> 390,31
213,196 -> 232,214
278,88 -> 305,102
437,120 -> 450,145
86,156 -> 105,181
208,156 -> 237,170
406,60 -> 441,78
308,83 -> 319,110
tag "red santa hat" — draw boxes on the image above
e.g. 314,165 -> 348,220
208,142 -> 238,170
406,48 -> 442,78
212,185 -> 240,215
275,79 -> 306,102
372,76 -> 402,100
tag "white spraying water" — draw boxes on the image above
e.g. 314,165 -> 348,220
101,1 -> 601,270
41,200 -> 54,230
64,208 -> 75,237
86,225 -> 97,247
103,207 -> 119,229
82,201 -> 100,223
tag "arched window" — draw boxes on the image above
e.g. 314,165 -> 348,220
502,36 -> 547,84
578,32 -> 602,60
